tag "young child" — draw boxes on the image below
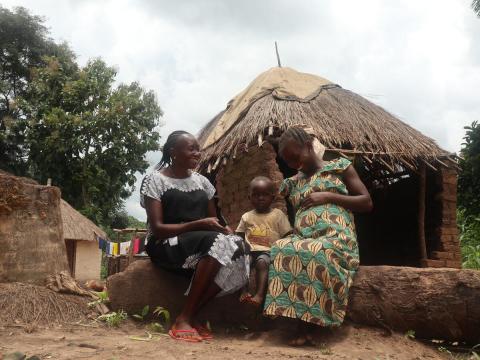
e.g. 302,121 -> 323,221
236,176 -> 292,306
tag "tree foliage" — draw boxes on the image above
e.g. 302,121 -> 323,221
473,0 -> 480,17
458,121 -> 480,217
0,6 -> 162,225
458,121 -> 480,269
0,6 -> 72,173
20,57 -> 162,223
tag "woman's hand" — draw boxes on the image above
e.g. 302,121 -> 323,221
225,225 -> 234,235
196,217 -> 228,233
301,192 -> 332,209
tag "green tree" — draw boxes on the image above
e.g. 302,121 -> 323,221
458,121 -> 480,217
0,6 -> 72,174
458,121 -> 480,269
473,0 -> 480,17
21,56 -> 162,223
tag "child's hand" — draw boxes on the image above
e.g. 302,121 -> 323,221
301,192 -> 332,208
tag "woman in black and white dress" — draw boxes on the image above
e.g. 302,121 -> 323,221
140,130 -> 249,342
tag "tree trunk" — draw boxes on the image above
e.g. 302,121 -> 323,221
107,262 -> 480,342
347,266 -> 480,343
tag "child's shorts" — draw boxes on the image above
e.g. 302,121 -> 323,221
251,251 -> 270,266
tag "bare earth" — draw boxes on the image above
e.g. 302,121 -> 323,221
0,321 -> 448,360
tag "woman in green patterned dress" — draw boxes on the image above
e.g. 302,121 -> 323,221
264,127 -> 373,345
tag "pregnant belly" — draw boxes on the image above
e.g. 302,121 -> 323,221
295,204 -> 353,238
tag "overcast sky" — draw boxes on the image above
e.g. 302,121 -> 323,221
3,0 -> 480,220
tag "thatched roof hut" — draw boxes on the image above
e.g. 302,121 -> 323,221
60,200 -> 106,281
198,67 -> 460,269
198,67 -> 454,173
61,200 -> 106,242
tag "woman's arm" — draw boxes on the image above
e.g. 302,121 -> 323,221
301,165 -> 373,213
145,197 -> 227,239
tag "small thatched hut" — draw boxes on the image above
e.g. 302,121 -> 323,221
198,67 -> 460,268
61,200 -> 106,281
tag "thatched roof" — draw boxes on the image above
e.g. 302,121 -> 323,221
61,200 -> 107,241
198,67 -> 456,174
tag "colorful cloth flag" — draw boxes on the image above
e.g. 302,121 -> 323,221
98,238 -> 106,251
113,242 -> 119,256
120,241 -> 129,255
133,238 -> 140,255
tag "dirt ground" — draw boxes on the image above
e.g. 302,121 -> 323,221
0,321 -> 455,360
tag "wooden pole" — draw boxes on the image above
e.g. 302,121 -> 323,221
275,41 -> 282,67
128,229 -> 136,266
418,164 -> 428,265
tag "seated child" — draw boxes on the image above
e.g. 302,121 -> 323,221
236,176 -> 292,306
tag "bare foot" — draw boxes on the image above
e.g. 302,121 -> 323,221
288,321 -> 316,347
249,294 -> 264,306
239,292 -> 252,302
289,334 -> 308,347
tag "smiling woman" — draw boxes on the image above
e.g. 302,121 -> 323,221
140,130 -> 249,343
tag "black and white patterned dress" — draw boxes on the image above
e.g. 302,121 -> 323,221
140,171 -> 249,295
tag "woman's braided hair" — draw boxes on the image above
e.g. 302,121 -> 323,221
155,130 -> 191,170
278,127 -> 313,153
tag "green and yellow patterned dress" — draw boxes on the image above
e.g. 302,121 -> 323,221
263,157 -> 359,326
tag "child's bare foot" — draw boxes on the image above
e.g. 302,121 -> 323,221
239,292 -> 252,302
249,293 -> 264,306
240,293 -> 263,307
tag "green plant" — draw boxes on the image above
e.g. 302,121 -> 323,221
97,310 -> 127,327
132,305 -> 150,322
318,343 -> 333,355
463,245 -> 480,269
458,209 -> 480,270
87,290 -> 110,308
146,322 -> 165,333
153,306 -> 170,325
405,330 -> 415,339
438,346 -> 452,355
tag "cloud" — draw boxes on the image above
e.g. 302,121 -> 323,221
3,0 -> 480,221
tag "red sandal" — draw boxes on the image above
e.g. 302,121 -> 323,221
168,325 -> 203,343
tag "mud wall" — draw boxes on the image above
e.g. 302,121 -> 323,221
423,167 -> 461,268
0,172 -> 69,284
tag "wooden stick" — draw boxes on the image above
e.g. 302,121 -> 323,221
400,157 -> 418,172
275,41 -> 282,67
418,164 -> 428,265
423,160 -> 438,171
362,155 -> 373,164
212,157 -> 221,171
435,158 -> 449,168
258,133 -> 264,147
378,157 -> 395,173
128,230 -> 136,266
